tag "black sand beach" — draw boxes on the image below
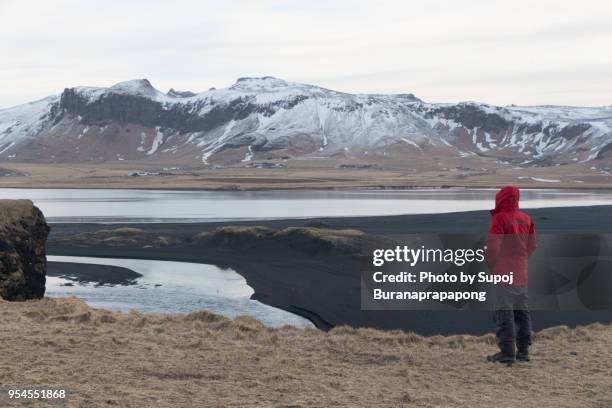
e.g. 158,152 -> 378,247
47,262 -> 142,286
47,205 -> 612,334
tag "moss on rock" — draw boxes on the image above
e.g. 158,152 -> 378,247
0,200 -> 50,300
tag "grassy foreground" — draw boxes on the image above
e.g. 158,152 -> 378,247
0,297 -> 610,407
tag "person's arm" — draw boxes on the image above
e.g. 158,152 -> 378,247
527,219 -> 537,256
486,215 -> 504,267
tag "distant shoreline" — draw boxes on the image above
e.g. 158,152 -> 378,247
3,184 -> 612,192
1,160 -> 610,191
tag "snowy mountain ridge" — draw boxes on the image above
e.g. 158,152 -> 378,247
0,77 -> 610,165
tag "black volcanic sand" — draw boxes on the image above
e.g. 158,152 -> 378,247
48,262 -> 142,286
47,205 -> 612,334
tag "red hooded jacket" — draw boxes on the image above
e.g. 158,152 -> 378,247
486,186 -> 537,286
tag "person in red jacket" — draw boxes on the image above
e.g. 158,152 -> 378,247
486,186 -> 537,364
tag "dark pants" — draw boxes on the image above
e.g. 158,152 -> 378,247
493,285 -> 532,356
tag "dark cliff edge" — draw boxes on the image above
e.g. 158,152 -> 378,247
57,87 -> 312,152
0,200 -> 50,300
59,87 -> 305,135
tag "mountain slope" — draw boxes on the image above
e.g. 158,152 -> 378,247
0,77 -> 610,166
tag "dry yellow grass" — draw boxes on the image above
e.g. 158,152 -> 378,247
0,160 -> 610,190
54,228 -> 179,248
0,297 -> 610,407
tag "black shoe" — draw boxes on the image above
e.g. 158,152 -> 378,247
516,349 -> 530,362
487,352 -> 515,365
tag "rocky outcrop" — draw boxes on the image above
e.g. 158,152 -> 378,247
52,227 -> 178,248
192,225 -> 383,255
430,103 -> 512,134
0,200 -> 50,300
59,85 -> 281,134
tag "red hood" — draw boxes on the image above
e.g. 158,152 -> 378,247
491,186 -> 520,215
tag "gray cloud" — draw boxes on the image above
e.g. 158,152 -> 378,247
1,0 -> 611,107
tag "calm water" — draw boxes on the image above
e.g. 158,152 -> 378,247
46,256 -> 313,328
1,188 -> 611,223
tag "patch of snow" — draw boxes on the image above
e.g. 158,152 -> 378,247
0,95 -> 59,146
401,137 -> 422,151
137,131 -> 147,152
439,136 -> 452,147
0,141 -> 15,154
476,142 -> 489,152
147,127 -> 164,155
532,177 -> 561,183
202,120 -> 236,164
241,145 -> 254,162
320,132 -> 328,150
77,126 -> 89,139
518,176 -> 561,183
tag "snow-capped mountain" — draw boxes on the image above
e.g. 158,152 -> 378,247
0,77 -> 610,165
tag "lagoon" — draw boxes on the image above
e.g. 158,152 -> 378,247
1,188 -> 611,223
46,256 -> 314,328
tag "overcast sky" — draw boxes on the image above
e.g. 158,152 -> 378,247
1,0 -> 611,108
